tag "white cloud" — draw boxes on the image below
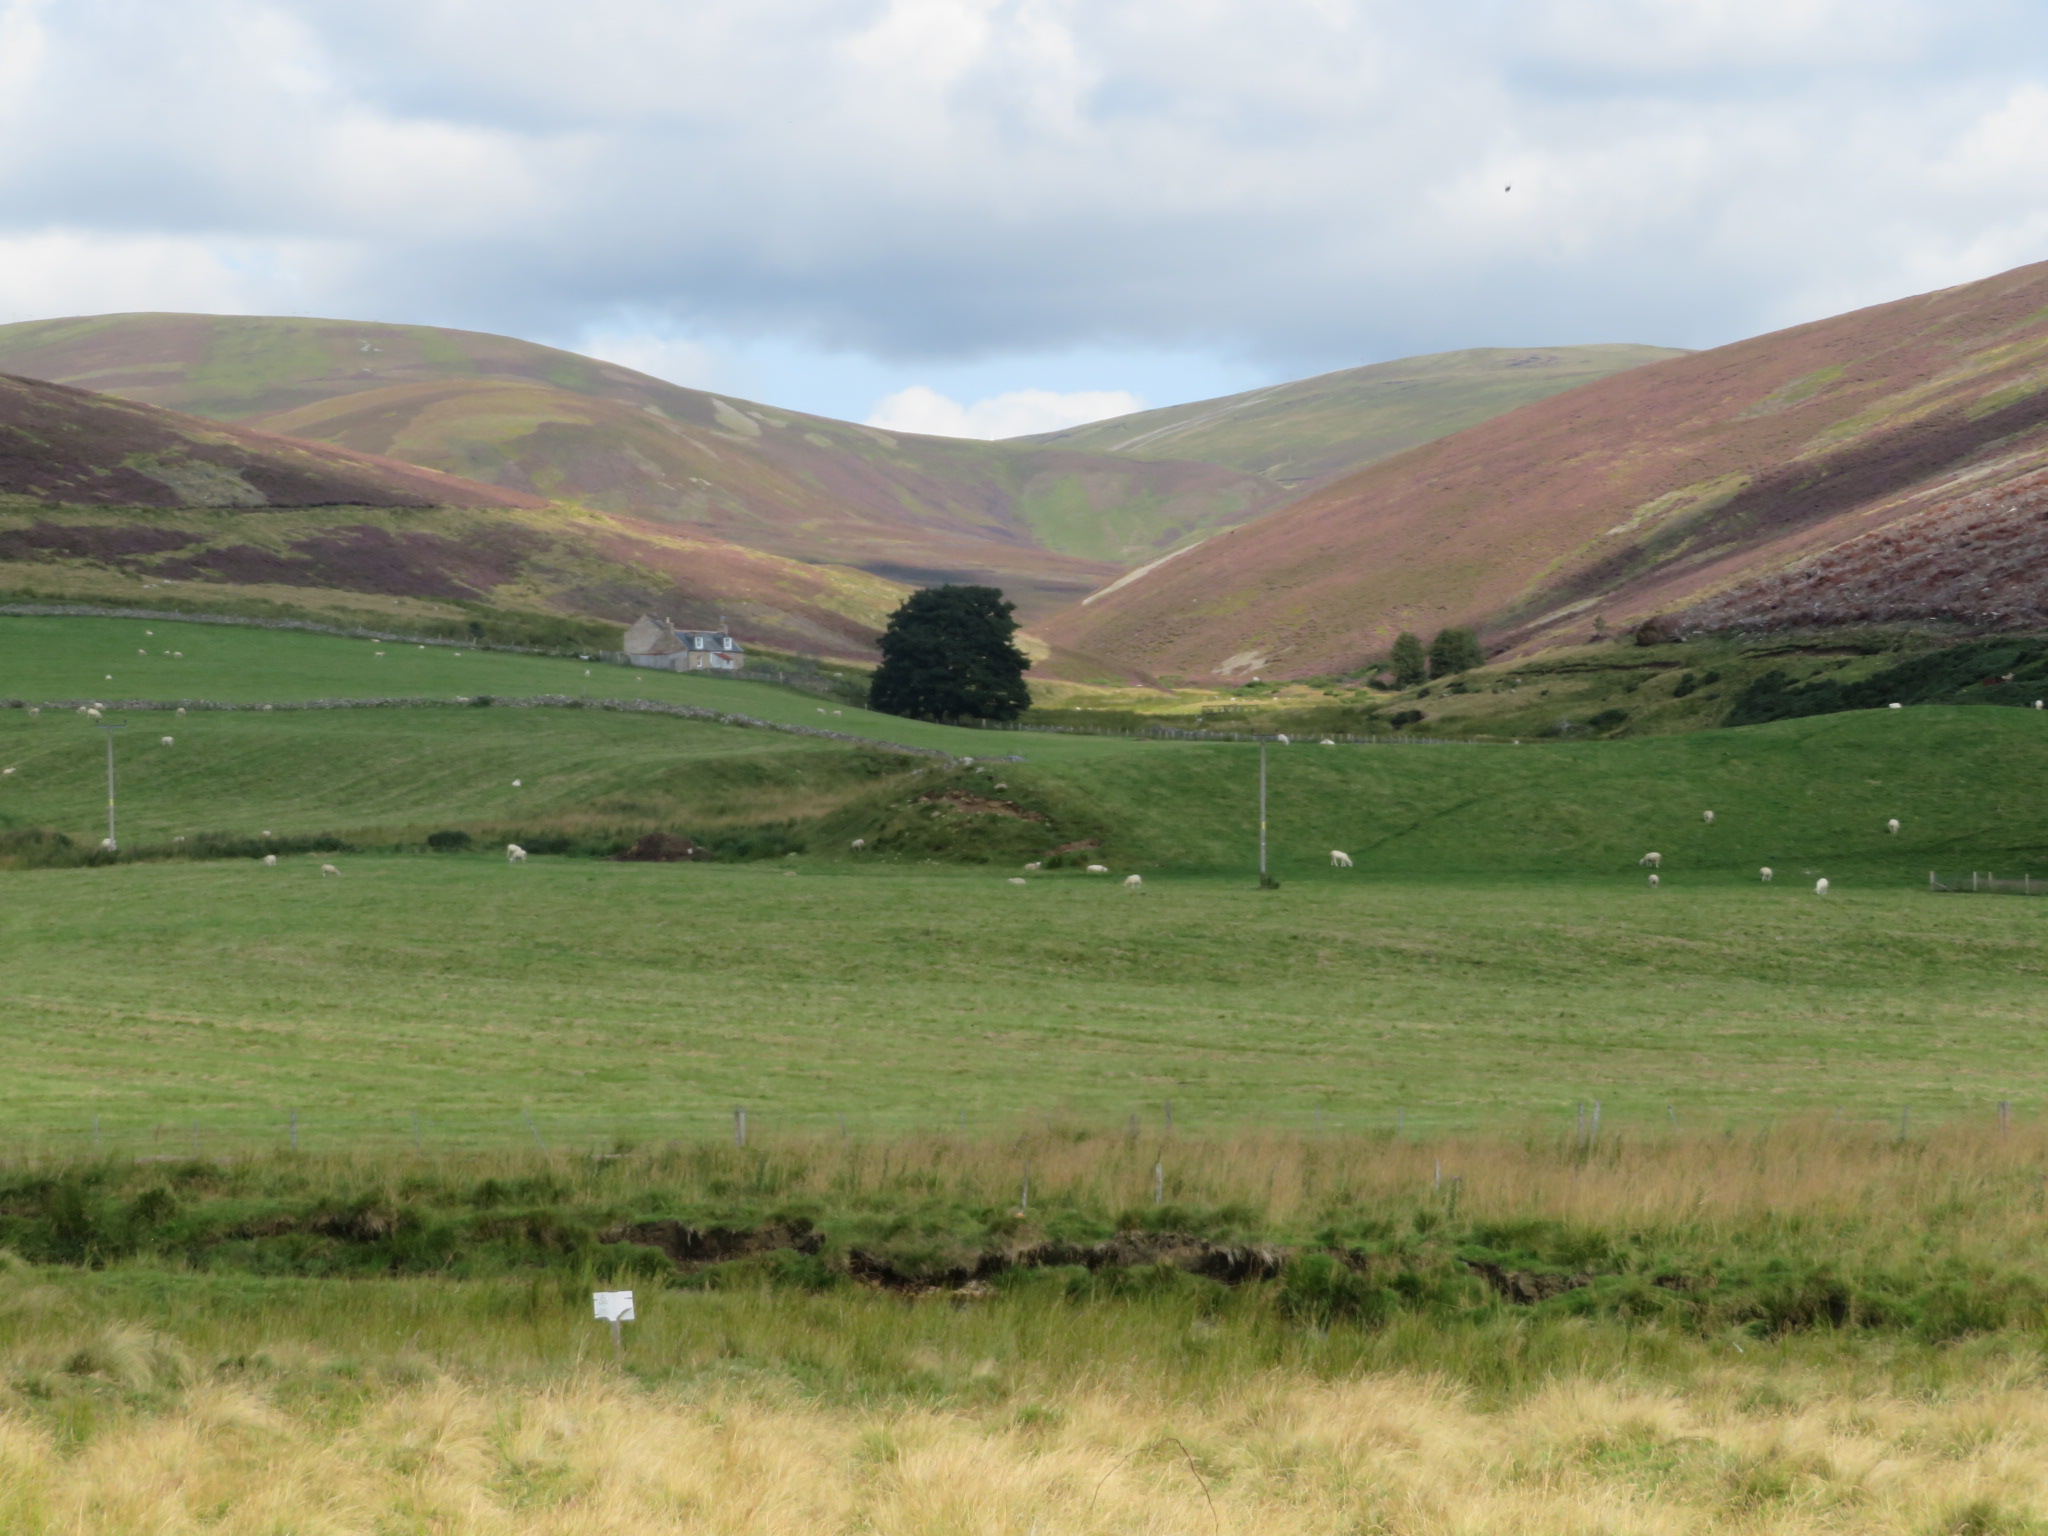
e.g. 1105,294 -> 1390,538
0,0 -> 2046,409
865,384 -> 1145,438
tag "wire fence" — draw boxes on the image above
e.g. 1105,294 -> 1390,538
947,719 -> 1479,746
1928,871 -> 2048,896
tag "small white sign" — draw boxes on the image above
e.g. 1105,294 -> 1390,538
592,1289 -> 636,1322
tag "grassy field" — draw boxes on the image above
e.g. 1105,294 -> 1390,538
11,1131 -> 2048,1533
5,615 -> 2048,1532
3,858 -> 2045,1145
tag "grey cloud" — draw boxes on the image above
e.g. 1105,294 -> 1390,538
2,0 -> 2047,375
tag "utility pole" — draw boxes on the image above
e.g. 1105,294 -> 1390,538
1257,742 -> 1276,889
95,720 -> 127,851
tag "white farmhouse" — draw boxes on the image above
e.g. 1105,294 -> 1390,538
622,615 -> 745,673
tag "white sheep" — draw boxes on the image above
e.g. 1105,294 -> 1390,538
511,779 -> 521,787
1330,850 -> 1354,868
1320,738 -> 1336,746
1007,877 -> 1027,886
1648,873 -> 1660,890
1702,810 -> 1715,824
2036,700 -> 2044,710
262,854 -> 277,867
174,707 -> 184,716
84,707 -> 102,721
1886,818 -> 1900,834
160,736 -> 173,747
137,648 -> 146,656
1889,702 -> 1903,709
506,844 -> 527,863
321,863 -> 340,878
1815,877 -> 1830,896
260,704 -> 273,712
1760,867 -> 1773,882
1276,734 -> 1290,745
1023,861 -> 1041,871
1086,864 -> 1110,874
1,767 -> 12,775
1639,852 -> 1662,868
1123,874 -> 1143,889
99,837 -> 114,851
850,838 -> 866,850
26,707 -> 37,717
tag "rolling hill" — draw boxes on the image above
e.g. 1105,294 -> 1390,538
0,319 -> 1685,621
1016,345 -> 1685,490
0,370 -> 907,657
1044,259 -> 2048,682
0,314 -> 1278,611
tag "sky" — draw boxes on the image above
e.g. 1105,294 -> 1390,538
2,0 -> 2047,436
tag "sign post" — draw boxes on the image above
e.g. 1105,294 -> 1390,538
592,1289 -> 635,1359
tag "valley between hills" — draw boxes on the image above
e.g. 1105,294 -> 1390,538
2,261 -> 2047,690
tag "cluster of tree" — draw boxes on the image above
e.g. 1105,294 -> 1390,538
869,584 -> 1032,722
1388,627 -> 1484,686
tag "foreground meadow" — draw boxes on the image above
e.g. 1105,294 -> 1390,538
11,1128 -> 2048,1533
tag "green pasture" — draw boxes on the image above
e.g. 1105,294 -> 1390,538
0,614 -> 1032,757
2,855 -> 2045,1146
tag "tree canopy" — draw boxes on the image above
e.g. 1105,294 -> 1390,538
1389,631 -> 1427,688
868,584 -> 1032,722
1428,627 -> 1484,678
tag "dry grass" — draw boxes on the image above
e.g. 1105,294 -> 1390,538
9,1129 -> 2048,1531
7,1342 -> 2048,1533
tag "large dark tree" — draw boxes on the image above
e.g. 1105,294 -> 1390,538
868,584 -> 1032,721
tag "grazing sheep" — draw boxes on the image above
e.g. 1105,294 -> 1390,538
262,854 -> 277,867
160,736 -> 173,747
260,704 -> 273,712
1123,874 -> 1143,889
1639,852 -> 1662,868
511,779 -> 521,787
1330,850 -> 1354,868
1320,738 -> 1336,746
99,837 -> 114,850
1887,818 -> 1900,834
26,707 -> 37,717
172,651 -> 182,658
506,844 -> 527,863
1086,864 -> 1110,874
1276,734 -> 1290,745
321,864 -> 340,878
1760,867 -> 1774,882
1007,877 -> 1027,886
1702,810 -> 1715,824
850,838 -> 866,850
2036,700 -> 2043,709
84,708 -> 101,721
1815,877 -> 1830,896
1023,861 -> 1041,871
137,648 -> 146,656
2,767 -> 12,775
1648,873 -> 1660,890
1889,702 -> 1903,710
174,707 -> 184,716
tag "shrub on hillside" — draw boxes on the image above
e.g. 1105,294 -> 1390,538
1389,631 -> 1427,688
1428,628 -> 1484,678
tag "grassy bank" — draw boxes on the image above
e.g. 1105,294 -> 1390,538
10,1132 -> 2048,1532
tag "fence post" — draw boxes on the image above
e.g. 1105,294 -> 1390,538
2000,1101 -> 2012,1133
733,1107 -> 747,1148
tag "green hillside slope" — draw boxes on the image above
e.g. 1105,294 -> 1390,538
5,617 -> 2042,881
1016,345 -> 1685,489
0,315 -> 1276,598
